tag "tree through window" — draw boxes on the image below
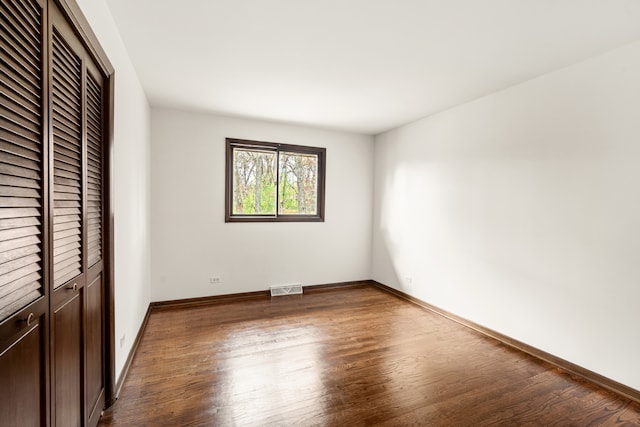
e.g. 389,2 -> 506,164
225,138 -> 326,222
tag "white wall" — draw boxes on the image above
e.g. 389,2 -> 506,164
372,41 -> 640,390
76,0 -> 152,383
151,108 -> 373,301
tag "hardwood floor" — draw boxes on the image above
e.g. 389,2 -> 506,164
99,284 -> 640,426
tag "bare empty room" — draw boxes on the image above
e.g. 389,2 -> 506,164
1,0 -> 640,426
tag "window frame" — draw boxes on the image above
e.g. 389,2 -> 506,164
225,138 -> 326,223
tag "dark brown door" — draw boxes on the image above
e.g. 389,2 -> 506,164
2,0 -> 110,425
0,0 -> 49,425
48,3 -> 106,426
84,60 -> 106,427
49,4 -> 85,425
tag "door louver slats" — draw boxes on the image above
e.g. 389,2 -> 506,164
86,74 -> 102,267
0,0 -> 43,322
51,29 -> 82,289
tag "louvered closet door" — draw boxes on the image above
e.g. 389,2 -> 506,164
50,6 -> 85,426
84,62 -> 106,427
49,3 -> 108,425
2,1 -> 111,425
0,0 -> 48,426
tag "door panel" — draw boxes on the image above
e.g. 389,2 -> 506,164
53,291 -> 82,427
0,313 -> 46,427
1,0 -> 49,425
49,5 -> 86,425
84,57 -> 106,427
85,273 -> 104,424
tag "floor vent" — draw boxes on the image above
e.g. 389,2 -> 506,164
270,284 -> 303,296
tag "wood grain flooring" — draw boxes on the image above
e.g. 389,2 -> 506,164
99,284 -> 640,426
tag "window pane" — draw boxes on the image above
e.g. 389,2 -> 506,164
232,148 -> 277,215
278,152 -> 318,215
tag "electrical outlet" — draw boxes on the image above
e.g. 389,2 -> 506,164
405,277 -> 413,284
120,334 -> 126,348
209,276 -> 221,284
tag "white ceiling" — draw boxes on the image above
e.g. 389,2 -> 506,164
106,0 -> 640,135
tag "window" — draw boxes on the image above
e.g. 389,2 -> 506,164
225,138 -> 326,222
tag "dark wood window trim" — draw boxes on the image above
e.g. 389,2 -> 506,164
225,138 -> 326,223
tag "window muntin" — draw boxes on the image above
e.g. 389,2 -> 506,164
225,139 -> 325,222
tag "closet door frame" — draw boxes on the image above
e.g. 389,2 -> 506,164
54,0 -> 115,408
